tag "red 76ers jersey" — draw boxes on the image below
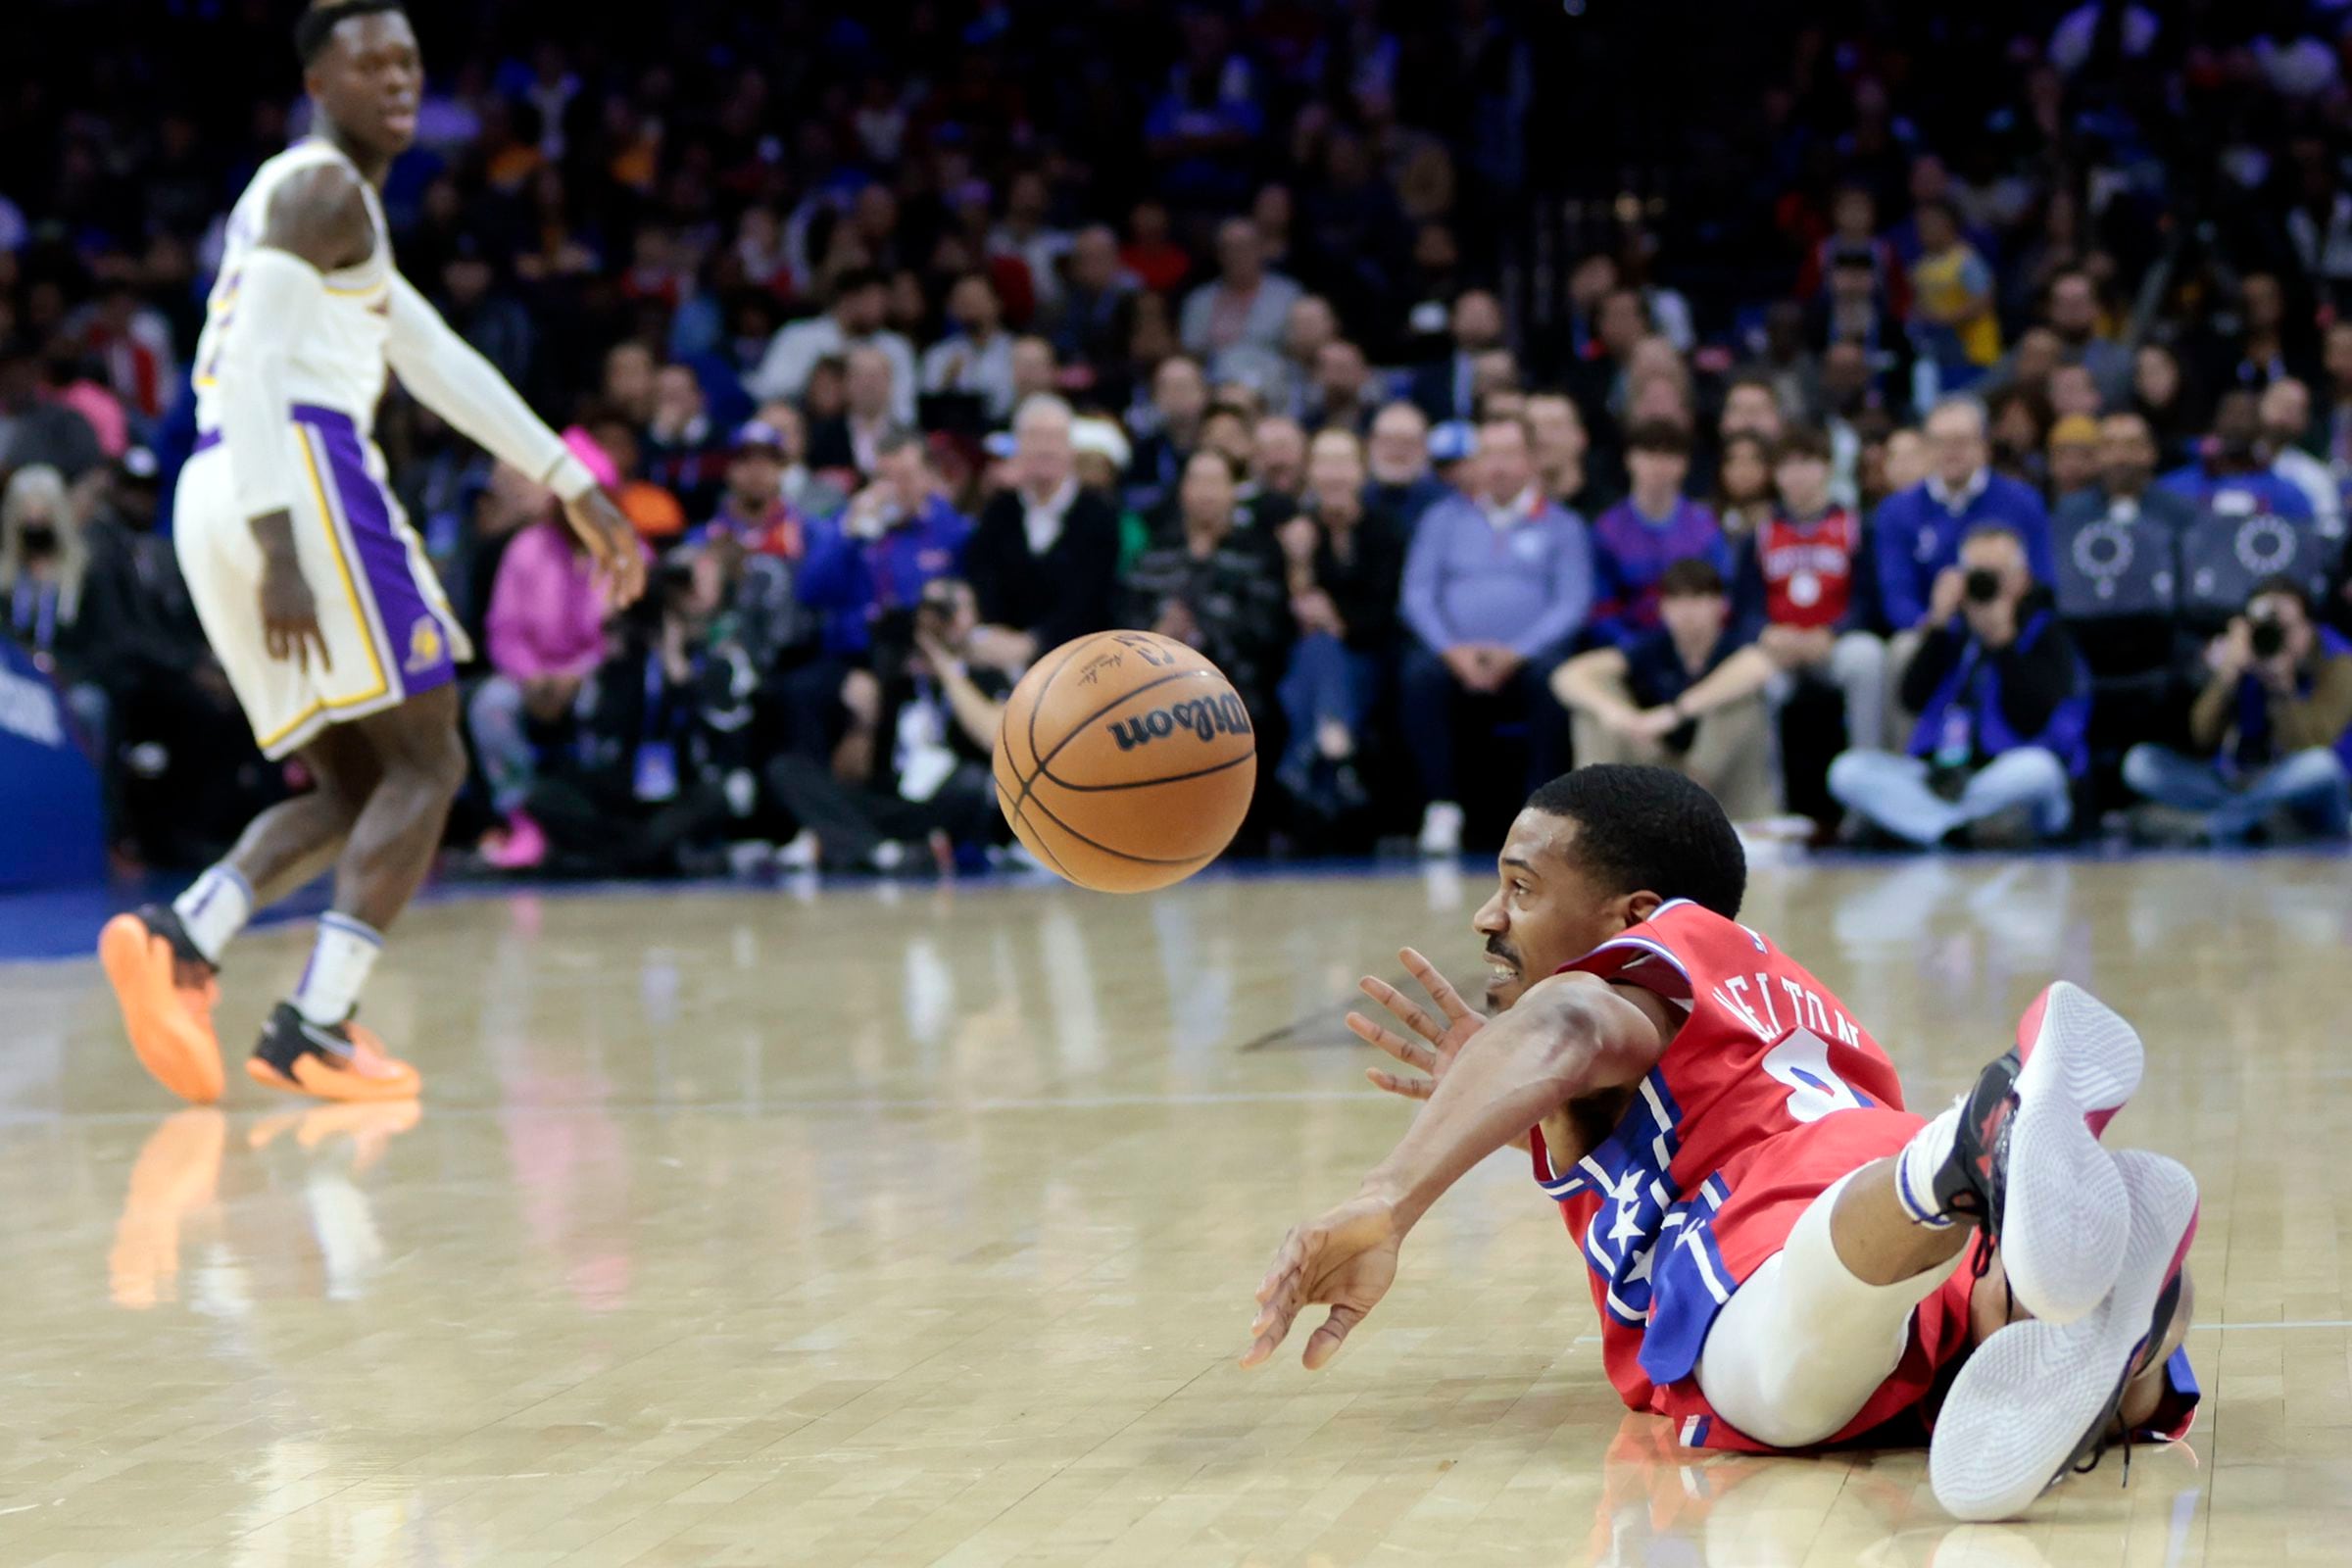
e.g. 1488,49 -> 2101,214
1530,899 -> 1911,1412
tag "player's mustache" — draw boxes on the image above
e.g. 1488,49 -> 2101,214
1485,939 -> 1519,969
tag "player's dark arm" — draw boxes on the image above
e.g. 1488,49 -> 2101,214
1358,971 -> 1668,1233
219,164 -> 375,669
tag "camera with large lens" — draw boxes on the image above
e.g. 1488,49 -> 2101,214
1963,566 -> 2004,604
2250,613 -> 2287,660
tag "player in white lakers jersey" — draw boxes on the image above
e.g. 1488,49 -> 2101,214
99,0 -> 644,1102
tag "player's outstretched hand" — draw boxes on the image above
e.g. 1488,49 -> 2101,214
563,489 -> 648,609
1350,947 -> 1486,1102
1241,1194 -> 1401,1371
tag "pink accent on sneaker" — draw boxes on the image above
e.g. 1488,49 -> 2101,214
2016,983 -> 2122,1137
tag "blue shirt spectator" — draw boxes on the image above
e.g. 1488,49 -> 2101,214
2155,389 -> 2319,522
1873,399 -> 2055,630
798,432 -> 971,658
1400,478 -> 1593,662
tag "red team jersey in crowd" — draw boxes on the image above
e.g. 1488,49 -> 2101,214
1526,899 -> 1979,1450
1755,508 -> 1862,630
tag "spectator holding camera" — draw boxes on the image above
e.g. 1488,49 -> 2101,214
798,430 -> 971,660
1553,558 -> 1782,820
1830,523 -> 2088,847
1874,396 -> 2057,634
2121,578 -> 2352,843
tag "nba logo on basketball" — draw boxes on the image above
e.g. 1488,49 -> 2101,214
404,616 -> 444,673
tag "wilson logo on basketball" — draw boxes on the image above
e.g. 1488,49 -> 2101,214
1105,694 -> 1253,752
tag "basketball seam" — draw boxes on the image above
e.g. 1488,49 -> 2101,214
1016,776 -> 1243,866
1039,748 -> 1258,792
995,723 -> 1079,881
1009,662 -> 1222,831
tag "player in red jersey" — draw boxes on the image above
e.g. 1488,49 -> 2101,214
1241,766 -> 2199,1519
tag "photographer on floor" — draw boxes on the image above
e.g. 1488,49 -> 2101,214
1829,522 -> 2089,848
766,577 -> 1009,873
2121,577 -> 2352,844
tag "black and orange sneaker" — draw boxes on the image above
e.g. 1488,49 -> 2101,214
246,1004 -> 421,1102
97,906 -> 223,1104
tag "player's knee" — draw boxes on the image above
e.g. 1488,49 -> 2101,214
403,729 -> 469,800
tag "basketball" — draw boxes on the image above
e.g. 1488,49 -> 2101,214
992,630 -> 1257,892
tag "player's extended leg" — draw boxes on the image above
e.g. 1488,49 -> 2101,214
1695,982 -> 2148,1456
247,686 -> 466,1102
98,722 -> 381,1103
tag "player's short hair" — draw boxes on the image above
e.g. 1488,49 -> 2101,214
1524,766 -> 1746,919
296,0 -> 406,65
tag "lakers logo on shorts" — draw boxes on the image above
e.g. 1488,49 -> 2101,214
404,616 -> 446,674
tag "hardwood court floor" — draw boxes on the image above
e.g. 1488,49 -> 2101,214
0,853 -> 2345,1567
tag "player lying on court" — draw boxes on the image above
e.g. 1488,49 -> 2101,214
1241,767 -> 2199,1520
98,0 -> 644,1103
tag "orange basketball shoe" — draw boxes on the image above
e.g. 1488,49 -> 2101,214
97,906 -> 224,1104
246,1004 -> 422,1102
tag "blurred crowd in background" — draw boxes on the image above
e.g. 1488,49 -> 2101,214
5,0 -> 2352,874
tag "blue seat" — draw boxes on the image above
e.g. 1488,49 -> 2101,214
2054,512 -> 2177,620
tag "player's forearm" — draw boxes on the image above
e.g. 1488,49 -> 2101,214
385,275 -> 594,501
218,248 -> 322,525
1357,975 -> 1625,1232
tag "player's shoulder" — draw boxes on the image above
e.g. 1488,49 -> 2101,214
252,144 -> 375,270
1631,900 -> 1771,956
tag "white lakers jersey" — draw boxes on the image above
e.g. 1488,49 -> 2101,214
192,140 -> 397,436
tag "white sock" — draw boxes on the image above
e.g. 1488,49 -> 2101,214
1893,1102 -> 1964,1228
293,913 -> 382,1031
171,866 -> 253,964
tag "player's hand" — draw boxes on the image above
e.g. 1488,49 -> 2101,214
562,489 -> 648,609
1350,946 -> 1487,1102
257,541 -> 330,673
1242,1194 -> 1402,1371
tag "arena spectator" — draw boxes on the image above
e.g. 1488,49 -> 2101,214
1875,396 -> 2057,633
919,273 -> 1017,424
0,337 -> 103,479
642,364 -> 726,521
751,401 -> 848,522
747,268 -> 916,423
2047,415 -> 2103,504
1408,288 -> 1506,425
1251,416 -> 1308,507
1742,426 -> 1886,753
2131,343 -> 2201,468
1554,558 -> 1780,821
1274,429 -> 1405,818
1364,401 -> 1446,527
1128,450 -> 1291,726
807,343 -> 909,480
1831,524 -> 2087,848
2122,577 -> 2352,844
1304,339 -> 1376,435
1711,431 -> 1777,546
2042,270 -> 2132,407
965,395 -> 1120,672
2257,377 -> 2341,528
1179,218 -> 1302,389
1125,354 -> 1208,515
799,430 -> 971,661
1398,413 -> 1592,857
1589,420 -> 1730,646
1908,201 -> 2002,391
1526,390 -> 1604,517
768,578 -> 1009,874
2158,390 -> 2315,521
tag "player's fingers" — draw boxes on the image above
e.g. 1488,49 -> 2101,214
1357,975 -> 1443,1046
1344,1010 -> 1434,1070
1363,1067 -> 1433,1100
1302,1303 -> 1364,1370
1400,948 -> 1475,1022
